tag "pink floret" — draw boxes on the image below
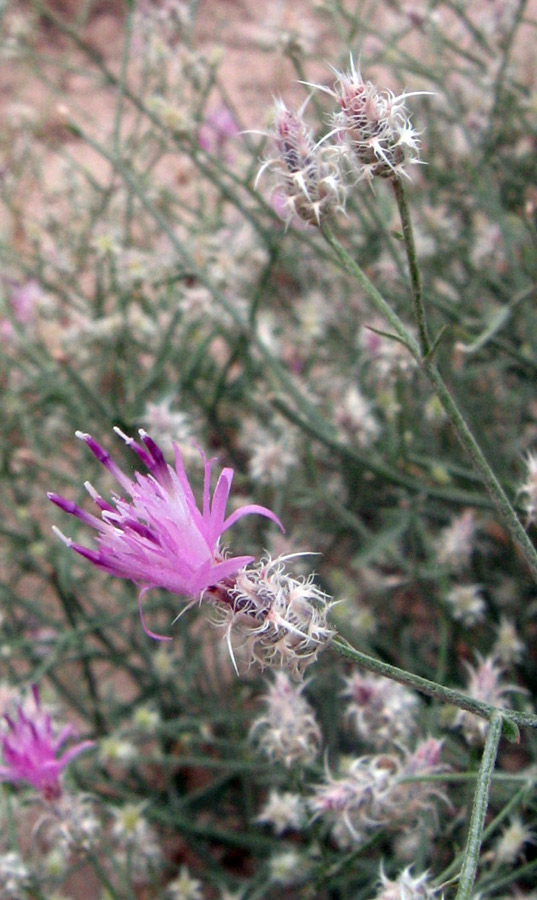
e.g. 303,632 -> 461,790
48,429 -> 283,638
0,686 -> 94,801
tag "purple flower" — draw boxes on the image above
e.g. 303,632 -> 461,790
0,686 -> 94,801
48,429 -> 283,638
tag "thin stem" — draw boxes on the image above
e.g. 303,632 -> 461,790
321,225 -> 421,357
321,228 -> 537,585
330,637 -> 537,740
454,713 -> 503,900
423,360 -> 537,586
392,176 -> 431,356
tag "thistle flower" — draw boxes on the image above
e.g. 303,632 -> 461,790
251,671 -> 321,767
315,57 -> 426,181
0,686 -> 94,801
256,98 -> 346,226
49,429 -> 282,640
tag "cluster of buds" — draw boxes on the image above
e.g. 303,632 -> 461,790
256,98 -> 346,227
309,737 -> 446,848
49,430 -> 332,675
256,57 -> 426,216
342,671 -> 419,748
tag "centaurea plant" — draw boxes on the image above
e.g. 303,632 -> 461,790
3,3 -> 537,897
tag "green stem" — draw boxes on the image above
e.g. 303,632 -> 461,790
392,177 -> 431,356
423,360 -> 537,586
321,225 -> 421,357
330,637 -> 537,739
321,228 -> 537,586
454,713 -> 503,900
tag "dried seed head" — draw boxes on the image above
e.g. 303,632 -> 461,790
436,510 -> 476,571
494,815 -> 535,865
493,616 -> 525,665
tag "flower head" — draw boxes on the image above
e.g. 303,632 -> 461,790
198,105 -> 240,158
436,509 -> 476,571
494,815 -> 535,865
251,671 -> 321,767
454,655 -> 520,744
166,866 -> 204,900
256,789 -> 306,834
372,866 -> 437,900
0,686 -> 94,801
49,429 -> 282,639
445,584 -> 486,626
212,554 -> 334,676
493,616 -> 525,665
309,754 -> 399,847
342,671 -> 419,748
321,57 -> 426,181
257,98 -> 346,226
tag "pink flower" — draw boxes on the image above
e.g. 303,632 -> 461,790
48,429 -> 283,638
0,686 -> 94,801
10,279 -> 42,324
198,106 -> 240,157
